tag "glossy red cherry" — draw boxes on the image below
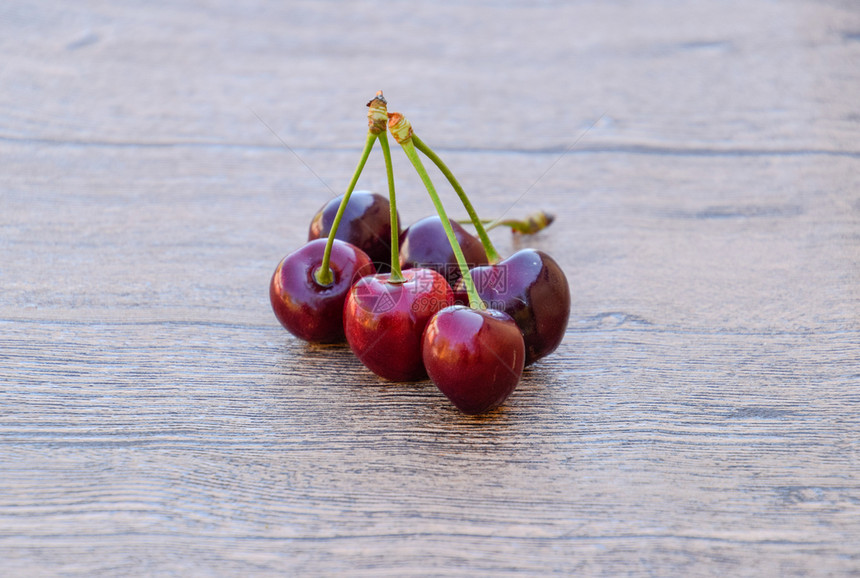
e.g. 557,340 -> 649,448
399,215 -> 489,287
308,190 -> 400,272
344,268 -> 453,381
423,306 -> 525,415
456,249 -> 570,366
270,238 -> 375,343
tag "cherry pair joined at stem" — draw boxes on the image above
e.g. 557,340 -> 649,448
270,95 -> 393,344
385,111 -> 528,414
387,118 -> 570,369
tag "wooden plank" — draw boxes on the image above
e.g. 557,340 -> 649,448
1,0 -> 859,575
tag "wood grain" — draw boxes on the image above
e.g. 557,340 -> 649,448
2,0 -> 859,575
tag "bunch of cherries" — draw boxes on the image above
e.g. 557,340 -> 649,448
270,92 -> 570,415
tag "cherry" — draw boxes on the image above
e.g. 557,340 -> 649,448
344,268 -> 453,381
399,215 -> 489,287
270,238 -> 375,343
308,190 -> 400,272
423,305 -> 525,415
457,249 -> 570,366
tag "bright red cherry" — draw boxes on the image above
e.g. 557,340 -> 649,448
399,215 -> 489,287
457,249 -> 570,366
270,239 -> 375,343
423,306 -> 525,415
308,190 -> 400,272
344,268 -> 453,381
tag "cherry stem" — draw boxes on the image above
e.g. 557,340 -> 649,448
315,130 -> 378,286
377,130 -> 404,282
411,134 -> 501,263
459,210 -> 556,235
397,136 -> 484,309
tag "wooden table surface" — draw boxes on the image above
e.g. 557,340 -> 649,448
2,1 -> 859,576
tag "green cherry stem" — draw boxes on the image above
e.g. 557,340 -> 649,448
411,134 -> 501,263
314,130 -> 378,286
367,90 -> 404,282
458,210 -> 556,235
377,130 -> 404,282
388,113 -> 484,309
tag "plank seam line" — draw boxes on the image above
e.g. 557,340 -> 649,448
1,136 -> 858,158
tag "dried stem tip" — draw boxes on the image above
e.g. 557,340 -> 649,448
367,91 -> 388,134
387,112 -> 413,144
513,211 -> 556,235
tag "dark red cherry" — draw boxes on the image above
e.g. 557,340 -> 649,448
399,216 -> 489,287
270,238 -> 375,343
423,306 -> 525,415
308,190 -> 400,272
457,249 -> 570,366
343,268 -> 453,381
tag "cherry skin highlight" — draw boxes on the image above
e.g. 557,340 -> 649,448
270,238 -> 376,343
456,249 -> 570,366
343,268 -> 453,381
308,190 -> 400,272
399,215 -> 489,287
423,306 -> 525,415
